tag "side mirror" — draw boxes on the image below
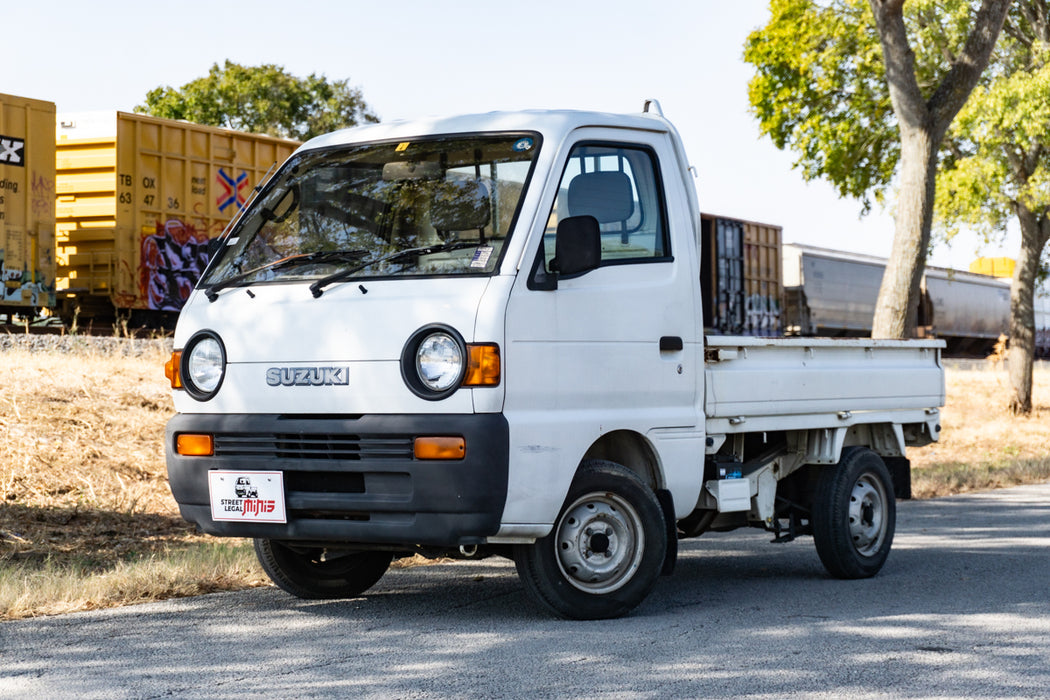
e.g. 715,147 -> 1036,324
551,215 -> 600,278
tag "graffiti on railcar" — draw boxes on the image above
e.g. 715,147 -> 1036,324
0,257 -> 54,307
32,171 -> 54,220
744,293 -> 781,336
139,219 -> 211,311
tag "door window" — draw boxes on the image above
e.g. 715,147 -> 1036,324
541,143 -> 670,273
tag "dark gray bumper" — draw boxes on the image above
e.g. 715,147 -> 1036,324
166,413 -> 509,547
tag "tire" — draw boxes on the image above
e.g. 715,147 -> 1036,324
254,539 -> 392,599
513,460 -> 667,620
812,447 -> 896,579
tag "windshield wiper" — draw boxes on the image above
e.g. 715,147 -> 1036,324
309,240 -> 478,298
204,250 -> 369,302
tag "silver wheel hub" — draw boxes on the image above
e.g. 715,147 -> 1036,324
555,492 -> 644,594
849,473 -> 888,556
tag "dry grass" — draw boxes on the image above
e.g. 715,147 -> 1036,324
1,344 -> 1048,620
909,364 -> 1050,497
0,541 -> 265,619
0,344 -> 268,620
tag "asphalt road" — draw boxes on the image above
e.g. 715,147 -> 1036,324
2,483 -> 1049,699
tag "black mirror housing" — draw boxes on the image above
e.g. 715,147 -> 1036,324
552,215 -> 601,278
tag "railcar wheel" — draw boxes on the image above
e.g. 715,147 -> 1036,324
812,448 -> 896,579
513,460 -> 667,620
254,539 -> 392,599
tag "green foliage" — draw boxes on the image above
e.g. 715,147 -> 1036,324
745,0 -> 894,209
745,0 -> 997,212
937,28 -> 1050,241
136,60 -> 378,141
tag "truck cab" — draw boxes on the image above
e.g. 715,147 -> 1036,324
165,106 -> 943,619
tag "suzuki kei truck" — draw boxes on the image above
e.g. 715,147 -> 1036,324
165,104 -> 944,619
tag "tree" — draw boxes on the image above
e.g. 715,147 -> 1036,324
136,60 -> 378,141
745,0 -> 1011,338
936,2 -> 1050,414
868,0 -> 1010,339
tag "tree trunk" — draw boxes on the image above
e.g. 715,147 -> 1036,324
1008,206 -> 1050,415
872,125 -> 938,338
867,0 -> 1011,339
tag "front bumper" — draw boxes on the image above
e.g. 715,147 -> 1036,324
166,413 -> 509,547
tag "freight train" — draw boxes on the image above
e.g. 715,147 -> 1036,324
1,92 -> 298,327
780,243 -> 1049,357
2,92 -> 1045,353
0,93 -> 55,314
696,219 -> 1048,358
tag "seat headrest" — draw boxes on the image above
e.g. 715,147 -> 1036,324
567,171 -> 634,223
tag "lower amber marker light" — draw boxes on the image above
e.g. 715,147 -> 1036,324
414,436 -> 466,460
177,433 -> 214,456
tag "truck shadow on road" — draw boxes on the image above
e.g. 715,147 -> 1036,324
6,486 -> 1050,698
200,485 -> 1050,630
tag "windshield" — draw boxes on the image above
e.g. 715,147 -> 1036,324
200,133 -> 540,289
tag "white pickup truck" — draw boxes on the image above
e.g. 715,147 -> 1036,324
164,104 -> 944,619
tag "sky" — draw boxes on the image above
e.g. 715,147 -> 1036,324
7,0 -> 1017,270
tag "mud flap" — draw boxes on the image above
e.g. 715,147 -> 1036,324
656,489 -> 677,575
883,457 -> 912,499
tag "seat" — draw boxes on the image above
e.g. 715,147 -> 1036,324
567,170 -> 633,242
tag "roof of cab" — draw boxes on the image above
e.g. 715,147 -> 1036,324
297,109 -> 673,153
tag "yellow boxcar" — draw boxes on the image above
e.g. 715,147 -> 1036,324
55,112 -> 298,318
969,256 -> 1015,279
0,93 -> 56,314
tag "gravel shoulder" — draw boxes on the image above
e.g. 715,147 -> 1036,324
0,333 -> 172,356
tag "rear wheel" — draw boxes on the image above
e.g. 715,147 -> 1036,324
513,460 -> 667,620
812,448 -> 896,579
254,539 -> 392,599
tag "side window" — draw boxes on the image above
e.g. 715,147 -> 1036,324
542,143 -> 669,272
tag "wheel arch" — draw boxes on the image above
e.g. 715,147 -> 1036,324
579,431 -> 677,575
581,429 -> 663,491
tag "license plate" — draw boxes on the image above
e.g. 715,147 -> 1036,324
208,471 -> 287,523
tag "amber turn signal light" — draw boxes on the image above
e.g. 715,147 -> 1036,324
165,351 -> 183,389
176,433 -> 213,456
414,436 -> 466,460
464,344 -> 500,386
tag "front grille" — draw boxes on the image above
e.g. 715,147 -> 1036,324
285,471 -> 365,493
213,433 -> 414,461
292,510 -> 371,521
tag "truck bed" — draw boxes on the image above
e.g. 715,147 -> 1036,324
703,336 -> 945,434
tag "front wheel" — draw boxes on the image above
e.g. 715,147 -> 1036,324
812,448 -> 896,579
513,460 -> 667,620
254,539 -> 392,599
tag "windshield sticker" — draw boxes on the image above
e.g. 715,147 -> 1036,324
512,138 -> 534,152
470,246 -> 494,268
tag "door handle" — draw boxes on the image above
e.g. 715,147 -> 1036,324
659,336 -> 683,352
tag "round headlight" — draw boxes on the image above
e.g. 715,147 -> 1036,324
181,332 -> 226,400
416,333 -> 464,391
401,326 -> 467,400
